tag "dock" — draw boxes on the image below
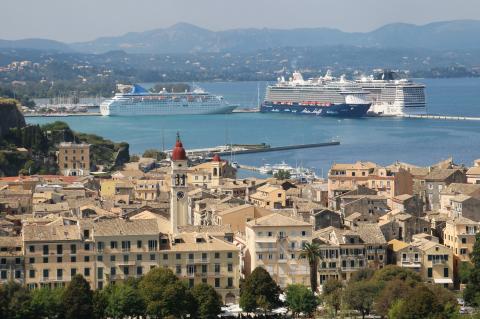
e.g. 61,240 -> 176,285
399,114 -> 480,121
216,141 -> 340,156
24,112 -> 102,117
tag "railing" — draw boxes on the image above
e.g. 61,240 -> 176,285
193,258 -> 210,264
377,249 -> 386,254
432,259 -> 447,265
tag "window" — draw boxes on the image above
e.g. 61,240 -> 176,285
228,264 -> 233,272
444,268 -> 449,278
56,245 -> 63,254
301,231 -> 307,237
57,256 -> 62,263
84,268 -> 90,277
163,254 -> 168,260
29,245 -> 35,253
71,268 -> 77,276
123,267 -> 129,275
215,278 -> 220,288
1,271 -> 6,279
84,256 -> 90,262
137,267 -> 143,276
43,245 -> 49,255
121,241 -> 131,251
84,243 -> 90,251
258,254 -> 263,260
71,244 -> 77,254
70,256 -> 76,263
176,265 -> 181,274
43,257 -> 48,263
189,253 -> 194,260
97,255 -> 103,262
97,242 -> 104,252
137,254 -> 142,261
43,269 -> 49,279
110,255 -> 116,262
202,264 -> 207,273
57,269 -> 63,279
29,269 -> 35,278
150,254 -> 155,261
29,257 -> 35,264
462,238 -> 467,244
176,253 -> 181,260
214,264 -> 220,273
227,277 -> 233,288
460,248 -> 467,255
267,232 -> 273,237
427,268 -> 432,278
148,240 -> 158,251
137,240 -> 142,249
110,267 -> 116,276
227,252 -> 233,259
214,252 -> 220,259
83,229 -> 89,238
123,255 -> 129,262
110,241 -> 118,249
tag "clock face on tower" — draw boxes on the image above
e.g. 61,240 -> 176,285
176,191 -> 185,199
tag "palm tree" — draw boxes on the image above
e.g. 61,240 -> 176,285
299,242 -> 322,292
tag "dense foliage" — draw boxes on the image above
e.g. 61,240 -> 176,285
320,265 -> 458,319
284,284 -> 318,317
239,267 -> 281,313
464,232 -> 480,306
273,169 -> 291,180
0,269 -> 223,319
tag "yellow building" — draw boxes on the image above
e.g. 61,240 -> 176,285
444,216 -> 479,263
249,184 -> 286,209
57,142 -> 90,176
390,238 -> 454,288
211,204 -> 273,233
467,160 -> 480,184
328,161 -> 413,205
100,180 -> 134,203
188,154 -> 236,188
0,237 -> 23,284
134,179 -> 161,201
245,212 -> 312,288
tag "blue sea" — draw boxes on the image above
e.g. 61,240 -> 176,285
27,78 -> 480,177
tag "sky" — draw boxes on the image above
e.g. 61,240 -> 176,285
1,0 -> 479,42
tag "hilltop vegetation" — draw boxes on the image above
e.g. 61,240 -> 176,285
0,100 -> 129,176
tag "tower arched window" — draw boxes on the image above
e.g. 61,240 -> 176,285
213,168 -> 218,176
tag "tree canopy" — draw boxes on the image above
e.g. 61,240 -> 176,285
239,267 -> 281,313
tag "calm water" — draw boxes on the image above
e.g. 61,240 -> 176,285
27,78 -> 480,176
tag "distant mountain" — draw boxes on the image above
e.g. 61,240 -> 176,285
70,20 -> 480,54
2,20 -> 480,54
0,38 -> 72,52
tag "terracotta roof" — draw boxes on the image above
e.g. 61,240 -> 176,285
330,161 -> 377,170
467,167 -> 480,175
354,224 -> 387,244
93,218 -> 159,236
246,212 -> 311,227
425,169 -> 461,181
23,224 -> 81,242
388,239 -> 410,251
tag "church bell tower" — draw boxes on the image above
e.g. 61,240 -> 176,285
170,133 -> 189,234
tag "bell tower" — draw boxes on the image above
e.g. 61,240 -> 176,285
170,133 -> 189,234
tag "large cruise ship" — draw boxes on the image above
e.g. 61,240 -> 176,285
261,71 -> 371,117
357,70 -> 426,116
100,84 -> 237,116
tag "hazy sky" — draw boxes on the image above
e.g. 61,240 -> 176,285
2,0 -> 479,42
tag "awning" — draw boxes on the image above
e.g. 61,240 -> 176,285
434,278 -> 453,284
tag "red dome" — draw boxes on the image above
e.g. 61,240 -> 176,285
172,135 -> 187,161
212,154 -> 221,162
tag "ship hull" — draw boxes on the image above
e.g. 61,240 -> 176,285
100,101 -> 237,116
260,102 -> 371,117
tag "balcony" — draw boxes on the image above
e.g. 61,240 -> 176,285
255,247 -> 277,253
401,259 -> 421,268
377,249 -> 386,254
193,258 -> 210,264
367,249 -> 376,254
432,259 -> 448,265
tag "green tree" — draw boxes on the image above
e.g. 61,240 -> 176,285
285,284 -> 318,318
62,274 -> 94,319
373,265 -> 422,284
299,242 -> 322,292
191,283 -> 222,319
273,169 -> 291,180
8,285 -> 34,319
389,284 -> 457,319
239,267 -> 281,313
92,289 -> 108,319
105,282 -> 145,319
465,233 -> 480,306
458,261 -> 473,284
342,280 -> 380,319
30,287 -> 64,319
139,267 -> 196,318
143,148 -> 166,161
374,279 -> 413,318
349,268 -> 375,283
322,279 -> 343,316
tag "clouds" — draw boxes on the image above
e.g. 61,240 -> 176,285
1,0 -> 479,42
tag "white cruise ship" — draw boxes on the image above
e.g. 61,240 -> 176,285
356,70 -> 426,116
100,84 -> 237,116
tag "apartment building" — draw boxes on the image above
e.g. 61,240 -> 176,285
315,224 -> 387,284
57,142 -> 90,176
444,216 -> 480,263
249,184 -> 286,209
422,169 -> 467,211
188,154 -> 236,188
390,237 -> 454,288
245,213 -> 312,288
134,179 -> 161,201
328,161 -> 412,206
0,237 -> 23,284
